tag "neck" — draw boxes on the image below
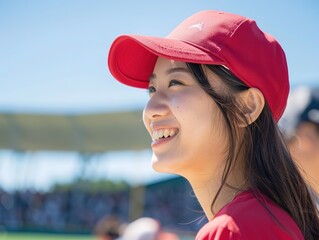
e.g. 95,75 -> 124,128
185,170 -> 247,220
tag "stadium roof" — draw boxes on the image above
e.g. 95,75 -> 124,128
0,111 -> 149,152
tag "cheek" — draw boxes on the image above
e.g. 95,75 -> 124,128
169,98 -> 186,125
142,108 -> 147,126
170,95 -> 183,111
173,93 -> 226,144
142,108 -> 151,133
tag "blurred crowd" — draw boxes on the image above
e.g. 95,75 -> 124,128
0,177 -> 204,235
0,188 -> 129,232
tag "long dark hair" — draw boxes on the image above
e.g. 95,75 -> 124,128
186,63 -> 319,239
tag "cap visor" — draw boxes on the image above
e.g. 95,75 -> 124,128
108,35 -> 222,88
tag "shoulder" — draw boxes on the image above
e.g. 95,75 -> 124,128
195,214 -> 240,240
195,190 -> 304,240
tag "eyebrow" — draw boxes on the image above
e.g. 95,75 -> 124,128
149,67 -> 191,83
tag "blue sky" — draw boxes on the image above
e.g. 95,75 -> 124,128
0,1 -> 318,191
1,0 -> 318,113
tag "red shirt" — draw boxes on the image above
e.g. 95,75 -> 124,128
196,190 -> 304,240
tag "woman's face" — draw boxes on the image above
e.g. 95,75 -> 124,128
143,57 -> 228,178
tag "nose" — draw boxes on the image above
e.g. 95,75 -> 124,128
143,92 -> 170,123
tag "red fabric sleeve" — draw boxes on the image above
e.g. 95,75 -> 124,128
196,215 -> 241,240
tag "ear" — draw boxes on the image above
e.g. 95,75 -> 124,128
238,88 -> 265,127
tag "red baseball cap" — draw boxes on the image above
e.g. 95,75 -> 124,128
108,10 -> 289,121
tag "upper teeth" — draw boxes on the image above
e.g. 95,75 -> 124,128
152,129 -> 177,140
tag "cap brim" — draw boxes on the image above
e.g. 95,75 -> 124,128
108,35 -> 223,88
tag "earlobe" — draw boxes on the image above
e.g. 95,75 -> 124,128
239,88 -> 265,127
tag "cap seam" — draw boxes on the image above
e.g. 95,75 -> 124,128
216,18 -> 250,57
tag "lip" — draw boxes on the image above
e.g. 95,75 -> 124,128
151,133 -> 177,149
150,123 -> 178,131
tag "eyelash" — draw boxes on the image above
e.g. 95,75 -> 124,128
169,79 -> 183,87
148,80 -> 183,94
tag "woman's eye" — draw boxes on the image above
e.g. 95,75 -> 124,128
169,79 -> 183,87
148,86 -> 156,94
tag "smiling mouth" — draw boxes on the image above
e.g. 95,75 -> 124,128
151,128 -> 179,141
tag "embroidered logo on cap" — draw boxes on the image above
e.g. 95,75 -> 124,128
188,21 -> 205,31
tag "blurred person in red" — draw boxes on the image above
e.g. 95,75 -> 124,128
279,86 -> 319,204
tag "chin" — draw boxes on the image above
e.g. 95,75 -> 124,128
151,158 -> 171,173
151,154 -> 184,175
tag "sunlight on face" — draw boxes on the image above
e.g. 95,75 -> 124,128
143,57 -> 228,179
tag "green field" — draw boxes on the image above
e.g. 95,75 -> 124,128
0,232 -> 195,240
0,233 -> 94,240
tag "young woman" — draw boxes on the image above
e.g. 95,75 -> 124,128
107,10 -> 319,239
